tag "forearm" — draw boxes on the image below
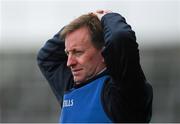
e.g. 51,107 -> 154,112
37,31 -> 66,69
37,30 -> 73,103
101,13 -> 142,83
101,12 -> 153,121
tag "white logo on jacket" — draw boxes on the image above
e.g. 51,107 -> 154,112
63,99 -> 74,107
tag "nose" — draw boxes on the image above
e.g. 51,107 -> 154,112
67,54 -> 77,67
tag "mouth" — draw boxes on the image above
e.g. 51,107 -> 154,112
71,68 -> 83,75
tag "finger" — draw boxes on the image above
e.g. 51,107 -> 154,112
104,10 -> 112,14
96,10 -> 104,14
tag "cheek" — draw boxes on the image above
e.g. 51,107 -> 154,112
78,50 -> 102,69
82,54 -> 101,69
79,59 -> 92,69
77,57 -> 94,71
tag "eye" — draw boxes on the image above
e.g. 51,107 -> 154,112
65,49 -> 84,57
74,51 -> 84,57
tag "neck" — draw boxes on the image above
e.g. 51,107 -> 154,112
75,67 -> 107,85
74,68 -> 108,88
86,67 -> 107,82
97,67 -> 107,75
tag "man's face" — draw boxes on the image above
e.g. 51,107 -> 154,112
65,26 -> 105,84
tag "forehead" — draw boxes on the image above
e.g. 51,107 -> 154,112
65,27 -> 93,50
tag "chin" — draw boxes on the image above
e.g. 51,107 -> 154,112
74,77 -> 85,84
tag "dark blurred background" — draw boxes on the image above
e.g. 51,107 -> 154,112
0,0 -> 180,122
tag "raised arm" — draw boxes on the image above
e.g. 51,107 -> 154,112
94,11 -> 153,122
96,11 -> 145,87
37,30 -> 73,104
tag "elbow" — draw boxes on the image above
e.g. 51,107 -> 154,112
36,48 -> 45,67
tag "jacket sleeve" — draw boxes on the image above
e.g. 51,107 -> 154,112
101,13 -> 141,83
101,13 -> 153,122
37,30 -> 73,104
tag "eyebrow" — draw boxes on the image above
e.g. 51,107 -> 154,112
64,47 -> 84,52
64,48 -> 80,54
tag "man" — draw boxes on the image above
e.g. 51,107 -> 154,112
37,10 -> 153,123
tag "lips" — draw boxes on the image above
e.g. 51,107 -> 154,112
71,68 -> 83,75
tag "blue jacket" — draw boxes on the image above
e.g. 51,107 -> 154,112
37,13 -> 153,122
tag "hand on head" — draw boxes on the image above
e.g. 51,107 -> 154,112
92,10 -> 112,20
